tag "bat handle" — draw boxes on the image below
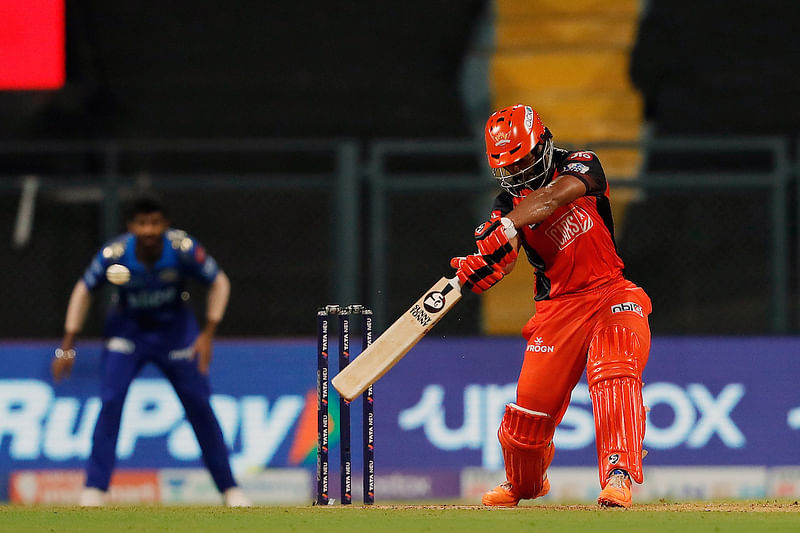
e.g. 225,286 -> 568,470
447,276 -> 462,291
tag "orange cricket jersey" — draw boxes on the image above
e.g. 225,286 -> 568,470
492,148 -> 625,301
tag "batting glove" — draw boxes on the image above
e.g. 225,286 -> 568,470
474,217 -> 518,268
450,254 -> 505,294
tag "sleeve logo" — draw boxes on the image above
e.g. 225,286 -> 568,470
565,162 -> 590,174
567,151 -> 594,161
610,302 -> 644,317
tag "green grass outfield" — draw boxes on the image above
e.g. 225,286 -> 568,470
2,502 -> 800,533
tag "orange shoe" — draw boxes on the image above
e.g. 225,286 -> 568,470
597,469 -> 632,508
481,477 -> 550,507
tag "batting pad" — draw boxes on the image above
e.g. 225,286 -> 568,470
587,325 -> 647,485
498,403 -> 556,499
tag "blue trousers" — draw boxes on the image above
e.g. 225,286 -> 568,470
85,312 -> 236,493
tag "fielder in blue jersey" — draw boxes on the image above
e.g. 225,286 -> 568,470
51,193 -> 250,507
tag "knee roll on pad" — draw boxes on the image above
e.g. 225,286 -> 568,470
587,326 -> 647,485
498,403 -> 556,499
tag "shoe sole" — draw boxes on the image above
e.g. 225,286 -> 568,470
482,478 -> 549,508
481,500 -> 520,507
597,496 -> 631,508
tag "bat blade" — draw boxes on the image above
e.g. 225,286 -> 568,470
331,276 -> 462,401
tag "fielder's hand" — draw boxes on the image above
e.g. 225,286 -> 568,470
51,348 -> 76,383
450,254 -> 504,294
192,332 -> 214,374
474,217 -> 518,268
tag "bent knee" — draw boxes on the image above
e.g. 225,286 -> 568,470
587,325 -> 647,386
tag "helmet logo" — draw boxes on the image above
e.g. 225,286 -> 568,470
524,106 -> 534,131
490,129 -> 511,146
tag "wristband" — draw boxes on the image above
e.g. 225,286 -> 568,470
55,348 -> 76,360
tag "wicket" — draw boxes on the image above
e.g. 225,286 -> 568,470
316,304 -> 374,505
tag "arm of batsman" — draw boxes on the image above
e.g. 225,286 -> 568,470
449,254 -> 504,294
474,217 -> 518,268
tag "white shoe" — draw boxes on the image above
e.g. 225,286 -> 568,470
79,487 -> 106,507
224,487 -> 252,507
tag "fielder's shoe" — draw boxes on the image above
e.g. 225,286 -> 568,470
481,477 -> 550,507
597,469 -> 632,508
224,487 -> 252,507
79,487 -> 106,507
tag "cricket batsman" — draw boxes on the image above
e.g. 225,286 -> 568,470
450,105 -> 652,508
51,192 -> 250,507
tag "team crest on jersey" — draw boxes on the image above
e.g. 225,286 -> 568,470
567,151 -> 594,161
545,206 -> 593,250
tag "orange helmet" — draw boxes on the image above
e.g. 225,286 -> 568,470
484,105 -> 553,195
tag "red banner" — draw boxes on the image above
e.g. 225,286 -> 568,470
0,0 -> 65,90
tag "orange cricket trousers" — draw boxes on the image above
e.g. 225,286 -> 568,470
515,277 -> 652,423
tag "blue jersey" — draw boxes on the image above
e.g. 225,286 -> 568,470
82,229 -> 219,328
80,230 -> 237,495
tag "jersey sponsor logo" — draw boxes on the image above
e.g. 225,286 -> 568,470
610,302 -> 644,318
526,336 -> 555,353
565,162 -> 590,174
422,291 -> 446,314
567,151 -> 594,161
126,287 -> 178,309
544,206 -> 594,250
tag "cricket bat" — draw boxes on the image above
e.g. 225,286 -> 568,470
331,276 -> 462,401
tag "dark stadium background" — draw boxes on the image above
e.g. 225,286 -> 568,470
0,0 -> 798,339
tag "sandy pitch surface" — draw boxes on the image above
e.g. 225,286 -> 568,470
366,501 -> 800,512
